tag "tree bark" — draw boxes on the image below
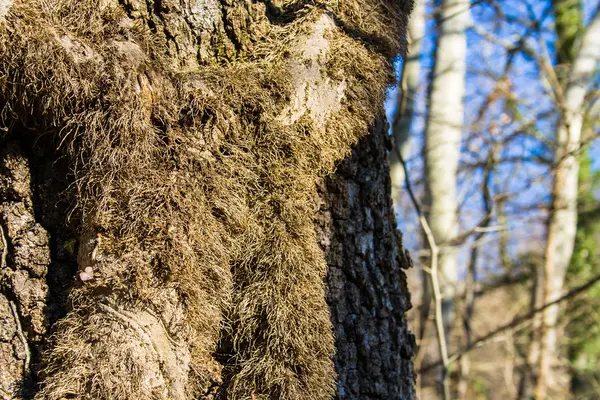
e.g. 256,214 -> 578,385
0,142 -> 46,398
317,119 -> 416,399
0,0 -> 415,398
533,8 -> 600,399
389,0 -> 426,204
423,0 -> 469,340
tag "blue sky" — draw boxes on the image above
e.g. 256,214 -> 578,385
385,0 -> 600,276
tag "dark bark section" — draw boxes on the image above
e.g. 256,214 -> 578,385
0,140 -> 49,398
0,137 -> 78,398
318,119 -> 416,399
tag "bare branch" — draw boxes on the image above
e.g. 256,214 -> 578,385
420,273 -> 600,373
395,146 -> 450,398
0,223 -> 6,271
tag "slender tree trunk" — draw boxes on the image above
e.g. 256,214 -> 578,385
458,151 -> 493,399
386,3 -> 427,383
423,0 -> 469,343
0,0 -> 415,399
534,9 -> 600,399
389,0 -> 426,203
420,1 -> 469,396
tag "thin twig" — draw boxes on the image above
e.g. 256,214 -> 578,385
473,224 -> 507,233
396,146 -> 450,400
458,148 -> 494,395
537,36 -> 567,112
0,223 -> 7,270
420,272 -> 600,373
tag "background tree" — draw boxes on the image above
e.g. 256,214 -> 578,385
565,153 -> 600,398
390,0 -> 426,202
422,0 -> 470,342
531,3 -> 600,397
390,0 -> 600,398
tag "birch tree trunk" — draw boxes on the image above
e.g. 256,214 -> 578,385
423,0 -> 469,339
534,8 -> 600,399
0,0 -> 416,399
389,0 -> 426,203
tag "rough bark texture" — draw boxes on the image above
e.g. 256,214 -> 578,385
0,0 -> 415,398
0,142 -> 48,398
317,119 -> 416,399
0,132 -> 79,398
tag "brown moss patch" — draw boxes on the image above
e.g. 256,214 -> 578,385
0,0 -> 412,398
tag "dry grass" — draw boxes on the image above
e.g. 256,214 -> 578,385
0,0 -> 412,398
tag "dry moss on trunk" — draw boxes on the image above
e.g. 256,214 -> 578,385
0,0 -> 413,398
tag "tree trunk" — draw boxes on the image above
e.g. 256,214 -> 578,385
421,1 -> 468,395
533,8 -> 600,399
0,0 -> 415,399
317,119 -> 416,399
423,0 -> 469,341
389,0 -> 426,204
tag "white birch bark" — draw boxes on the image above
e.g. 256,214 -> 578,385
423,0 -> 469,336
389,0 -> 426,203
536,9 -> 600,398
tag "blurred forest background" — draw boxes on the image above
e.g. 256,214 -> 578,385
386,0 -> 600,398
